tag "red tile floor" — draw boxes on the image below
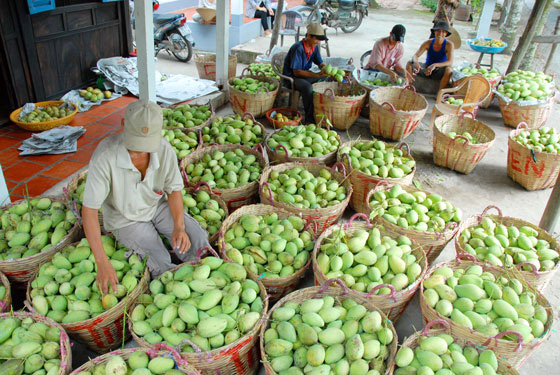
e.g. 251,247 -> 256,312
1,96 -> 138,202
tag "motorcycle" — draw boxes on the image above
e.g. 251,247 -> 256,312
130,0 -> 195,62
300,0 -> 368,33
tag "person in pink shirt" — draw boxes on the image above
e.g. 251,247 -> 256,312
364,24 -> 413,84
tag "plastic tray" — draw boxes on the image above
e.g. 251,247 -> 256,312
467,38 -> 507,54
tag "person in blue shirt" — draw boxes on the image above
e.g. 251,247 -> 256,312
406,21 -> 454,91
283,23 -> 329,124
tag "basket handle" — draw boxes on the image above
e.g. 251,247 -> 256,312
242,112 -> 257,122
403,84 -> 417,93
261,182 -> 275,203
181,168 -> 190,184
421,319 -> 451,336
331,162 -> 347,177
460,111 -> 475,120
317,278 -> 351,295
481,205 -> 502,217
253,143 -> 267,162
451,135 -> 471,145
176,339 -> 213,361
304,218 -> 320,235
397,142 -> 410,154
151,343 -> 191,367
366,284 -> 397,302
193,181 -> 212,194
344,213 -> 372,230
323,88 -> 336,100
381,102 -> 397,113
456,253 -> 477,263
516,122 -> 529,131
516,262 -> 539,274
274,144 -> 291,157
484,330 -> 524,353
374,180 -> 391,190
195,246 -> 219,262
198,129 -> 204,147
348,57 -> 354,65
256,86 -> 270,94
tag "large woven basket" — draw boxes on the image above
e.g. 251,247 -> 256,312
0,197 -> 82,283
0,271 -> 11,313
164,102 -> 215,133
365,182 -> 459,264
498,95 -> 554,129
455,205 -> 560,292
180,144 -> 268,212
130,249 -> 269,375
195,53 -> 237,81
260,281 -> 398,375
389,319 -> 520,375
369,86 -> 428,141
0,311 -> 72,375
259,162 -> 353,234
63,170 -> 106,233
70,345 -> 199,375
419,258 -> 554,368
228,73 -> 279,117
312,82 -> 367,130
25,239 -> 150,353
433,113 -> 496,174
199,112 -> 266,148
454,72 -> 503,109
9,100 -> 78,132
337,140 -> 415,213
312,214 -> 428,323
218,204 -> 316,302
507,122 -> 560,190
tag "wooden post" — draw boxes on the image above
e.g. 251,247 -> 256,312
269,0 -> 285,51
540,176 -> 560,233
544,15 -> 560,73
507,0 -> 549,73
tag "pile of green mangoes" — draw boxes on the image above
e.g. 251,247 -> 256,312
201,115 -> 263,147
162,104 -> 212,129
79,87 -> 111,102
317,226 -> 423,294
339,140 -> 415,179
460,65 -> 501,80
231,77 -> 277,93
266,167 -> 348,209
0,316 -> 64,375
446,131 -> 479,144
184,148 -> 263,190
362,77 -> 403,87
322,64 -> 346,83
29,235 -> 146,323
81,351 -> 181,375
263,295 -> 394,374
0,198 -> 77,261
444,97 -> 464,105
267,124 -> 340,158
497,70 -> 553,101
514,126 -> 560,154
19,105 -> 73,123
394,334 -> 503,375
369,184 -> 462,232
248,63 -> 279,79
162,129 -> 198,160
222,213 -> 313,278
181,189 -> 226,237
458,217 -> 559,271
423,264 -> 549,342
130,257 -> 264,350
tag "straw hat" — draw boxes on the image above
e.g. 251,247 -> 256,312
448,26 -> 462,49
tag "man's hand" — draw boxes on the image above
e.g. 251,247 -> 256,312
425,64 -> 437,76
96,257 -> 118,295
269,8 -> 274,15
405,70 -> 414,83
172,227 -> 191,254
390,71 -> 399,82
413,62 -> 421,74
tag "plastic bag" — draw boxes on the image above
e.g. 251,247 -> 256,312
352,68 -> 405,90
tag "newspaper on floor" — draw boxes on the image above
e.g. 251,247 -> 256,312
18,126 -> 86,156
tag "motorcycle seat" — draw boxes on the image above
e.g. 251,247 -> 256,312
153,13 -> 183,25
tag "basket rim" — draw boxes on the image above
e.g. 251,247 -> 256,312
227,74 -> 280,96
0,271 -> 11,312
370,86 -> 429,110
9,100 -> 78,128
163,102 -> 215,133
199,113 -> 266,147
508,127 -> 560,157
433,114 -> 496,147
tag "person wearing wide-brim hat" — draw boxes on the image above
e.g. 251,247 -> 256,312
81,100 -> 211,294
406,21 -> 454,91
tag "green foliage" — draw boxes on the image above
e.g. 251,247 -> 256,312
421,0 -> 438,12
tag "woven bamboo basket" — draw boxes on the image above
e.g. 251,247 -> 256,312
259,162 -> 353,234
130,248 -> 269,375
419,258 -> 554,368
195,53 -> 237,81
183,182 -> 229,246
218,204 -> 317,302
199,112 -> 266,148
389,319 -> 520,375
70,345 -> 200,375
0,271 -> 11,312
228,73 -> 280,117
260,281 -> 398,375
0,311 -> 72,375
433,113 -> 496,174
265,107 -> 302,128
264,124 -> 340,166
369,86 -> 429,141
507,122 -> 560,190
180,144 -> 268,212
0,197 -> 82,283
63,170 -> 106,233
455,205 -> 560,292
453,72 -> 503,109
337,140 -> 416,213
9,100 -> 78,132
312,214 -> 428,323
498,95 -> 554,129
365,182 -> 460,264
164,102 -> 215,133
312,82 -> 367,130
25,238 -> 150,353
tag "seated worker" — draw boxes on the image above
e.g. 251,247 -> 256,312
82,100 -> 211,294
407,21 -> 454,91
363,24 -> 413,84
283,23 -> 329,124
247,0 -> 275,36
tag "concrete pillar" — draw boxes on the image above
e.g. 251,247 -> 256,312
231,0 -> 244,27
0,166 -> 9,206
476,0 -> 496,39
216,0 -> 230,87
135,0 -> 157,102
